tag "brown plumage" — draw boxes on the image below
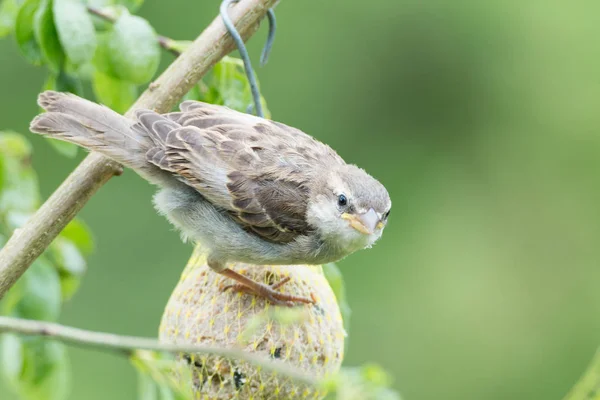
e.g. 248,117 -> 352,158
150,101 -> 348,244
30,91 -> 391,306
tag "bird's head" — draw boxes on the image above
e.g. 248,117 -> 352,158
307,164 -> 391,254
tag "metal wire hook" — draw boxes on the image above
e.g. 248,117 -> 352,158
260,9 -> 276,67
220,0 -> 276,118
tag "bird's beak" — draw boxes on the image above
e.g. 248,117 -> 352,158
341,208 -> 380,235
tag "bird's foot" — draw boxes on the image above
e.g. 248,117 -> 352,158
220,269 -> 314,307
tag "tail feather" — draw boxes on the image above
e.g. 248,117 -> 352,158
30,91 -> 151,169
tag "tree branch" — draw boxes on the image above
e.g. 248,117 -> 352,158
0,316 -> 319,387
0,0 -> 279,298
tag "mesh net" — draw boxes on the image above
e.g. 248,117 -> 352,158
159,245 -> 345,399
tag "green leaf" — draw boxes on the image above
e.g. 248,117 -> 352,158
50,238 -> 86,276
361,363 -> 392,387
0,0 -> 23,37
107,12 -> 159,84
137,369 -> 158,400
157,383 -> 177,400
212,57 -> 249,111
15,0 -> 43,65
323,263 -> 352,341
5,210 -> 32,230
0,166 -> 38,213
0,267 -> 26,315
53,0 -> 96,66
33,0 -> 64,72
92,30 -> 114,74
92,70 -> 137,113
181,82 -> 215,107
85,3 -> 122,31
0,131 -> 38,214
0,333 -> 24,387
57,272 -> 81,301
181,83 -> 201,103
330,365 -> 402,400
43,69 -> 83,94
131,351 -> 193,400
18,339 -> 70,400
51,220 -> 92,299
49,140 -> 78,157
119,0 -> 143,11
84,0 -> 142,12
0,130 -> 32,159
203,57 -> 270,117
92,32 -> 139,111
84,0 -> 112,6
12,258 -> 61,321
0,149 -> 5,192
60,218 -> 94,255
63,59 -> 95,80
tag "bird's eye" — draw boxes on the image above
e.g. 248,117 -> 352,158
383,209 -> 391,220
337,194 -> 348,207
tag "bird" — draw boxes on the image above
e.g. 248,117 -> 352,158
30,91 -> 391,306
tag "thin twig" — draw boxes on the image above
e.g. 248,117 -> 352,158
87,6 -> 182,56
156,36 -> 180,57
0,316 -> 320,386
0,0 -> 279,298
85,5 -> 113,21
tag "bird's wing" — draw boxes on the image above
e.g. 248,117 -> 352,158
136,101 -> 342,243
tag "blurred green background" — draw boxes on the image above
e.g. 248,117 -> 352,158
2,0 -> 600,399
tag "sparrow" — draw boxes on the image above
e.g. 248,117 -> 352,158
30,91 -> 391,306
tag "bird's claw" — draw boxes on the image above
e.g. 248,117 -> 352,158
223,277 -> 314,307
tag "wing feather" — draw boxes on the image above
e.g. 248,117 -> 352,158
138,100 -> 344,243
